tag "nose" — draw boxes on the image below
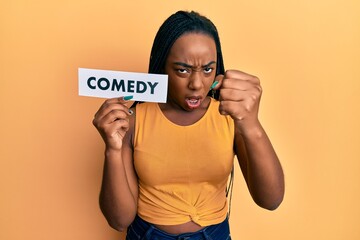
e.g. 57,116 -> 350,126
188,71 -> 203,90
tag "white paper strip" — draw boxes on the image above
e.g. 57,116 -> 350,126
78,68 -> 168,103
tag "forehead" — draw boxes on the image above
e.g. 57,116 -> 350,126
168,32 -> 217,59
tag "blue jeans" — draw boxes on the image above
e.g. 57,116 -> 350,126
126,215 -> 232,240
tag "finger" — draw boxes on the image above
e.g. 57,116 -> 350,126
103,96 -> 132,106
93,108 -> 129,129
104,118 -> 130,134
122,96 -> 135,108
219,100 -> 247,120
211,74 -> 224,90
99,96 -> 132,111
101,119 -> 130,141
95,97 -> 132,119
219,96 -> 259,118
221,78 -> 257,91
224,70 -> 259,84
219,88 -> 246,101
220,82 -> 261,99
95,106 -> 130,123
99,109 -> 130,125
218,100 -> 237,116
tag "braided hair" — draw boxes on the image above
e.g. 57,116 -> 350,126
149,10 -> 224,99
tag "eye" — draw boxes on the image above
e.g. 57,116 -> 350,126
203,67 -> 213,74
177,68 -> 190,74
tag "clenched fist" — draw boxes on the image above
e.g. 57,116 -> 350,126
214,70 -> 262,130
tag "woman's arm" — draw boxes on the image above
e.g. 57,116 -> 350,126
234,121 -> 284,210
93,97 -> 138,231
214,70 -> 285,210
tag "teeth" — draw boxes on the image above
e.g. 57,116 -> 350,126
188,99 -> 199,105
186,98 -> 200,108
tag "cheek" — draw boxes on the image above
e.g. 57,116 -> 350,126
168,75 -> 185,90
206,73 -> 216,83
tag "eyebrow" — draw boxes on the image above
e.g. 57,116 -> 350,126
173,61 -> 216,69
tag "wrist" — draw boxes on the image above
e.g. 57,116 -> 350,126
234,119 -> 264,139
104,147 -> 122,158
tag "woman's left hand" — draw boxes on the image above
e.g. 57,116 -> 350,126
214,70 -> 262,129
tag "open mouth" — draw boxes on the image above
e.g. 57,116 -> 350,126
185,97 -> 202,109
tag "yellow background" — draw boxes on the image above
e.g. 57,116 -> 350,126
1,0 -> 359,239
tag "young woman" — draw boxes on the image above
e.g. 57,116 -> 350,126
93,10 -> 285,240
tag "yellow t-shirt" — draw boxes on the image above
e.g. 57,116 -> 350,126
134,98 -> 235,226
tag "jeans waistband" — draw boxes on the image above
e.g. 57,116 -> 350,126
126,215 -> 231,240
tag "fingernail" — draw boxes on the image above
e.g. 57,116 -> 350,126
123,95 -> 133,101
128,109 -> 134,115
210,81 -> 219,90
